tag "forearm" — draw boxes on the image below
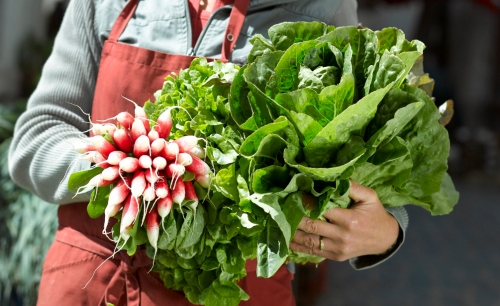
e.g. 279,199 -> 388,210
8,0 -> 100,204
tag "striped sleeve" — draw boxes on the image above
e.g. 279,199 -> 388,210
8,0 -> 101,204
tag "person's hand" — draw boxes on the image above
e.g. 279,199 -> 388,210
290,180 -> 399,261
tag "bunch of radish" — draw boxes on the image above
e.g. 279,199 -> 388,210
71,104 -> 212,258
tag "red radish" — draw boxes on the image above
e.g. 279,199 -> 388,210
184,180 -> 198,210
82,151 -> 108,167
90,123 -> 105,136
155,181 -> 169,199
145,206 -> 160,260
166,163 -> 185,182
161,142 -> 179,161
188,145 -> 205,159
155,108 -> 173,139
138,155 -> 152,169
103,201 -> 123,234
174,135 -> 199,153
116,111 -> 135,130
152,156 -> 167,171
142,183 -> 156,202
120,224 -> 133,241
93,123 -> 117,138
119,157 -> 139,173
133,102 -> 147,118
132,102 -> 150,134
141,183 -> 155,225
72,141 -> 96,154
101,166 -> 120,181
104,177 -> 131,232
80,151 -> 97,162
140,117 -> 151,134
107,151 -> 128,166
133,135 -> 150,157
145,168 -> 159,184
148,129 -> 159,142
120,194 -> 139,234
157,194 -> 173,220
88,173 -> 116,188
131,118 -> 147,142
76,173 -> 115,194
171,179 -> 185,205
93,153 -> 110,169
131,171 -> 147,198
157,193 -> 173,233
185,155 -> 211,176
88,135 -> 116,158
112,129 -> 134,153
150,138 -> 165,157
122,96 -> 150,133
195,173 -> 211,189
177,152 -> 193,166
108,177 -> 132,207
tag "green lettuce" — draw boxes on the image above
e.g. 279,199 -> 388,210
146,22 -> 458,305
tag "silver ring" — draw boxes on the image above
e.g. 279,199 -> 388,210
226,33 -> 234,41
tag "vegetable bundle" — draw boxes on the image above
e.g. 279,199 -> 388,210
68,21 -> 459,306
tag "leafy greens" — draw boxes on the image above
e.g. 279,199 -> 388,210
71,21 -> 459,306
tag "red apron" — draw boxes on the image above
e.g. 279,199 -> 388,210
37,0 -> 295,305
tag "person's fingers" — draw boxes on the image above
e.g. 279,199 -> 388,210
348,180 -> 379,204
321,181 -> 380,224
322,207 -> 349,225
296,216 -> 340,238
292,229 -> 324,250
289,241 -> 335,258
290,233 -> 350,261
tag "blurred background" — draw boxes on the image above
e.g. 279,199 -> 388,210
0,0 -> 499,305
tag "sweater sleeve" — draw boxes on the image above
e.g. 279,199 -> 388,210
8,0 -> 101,204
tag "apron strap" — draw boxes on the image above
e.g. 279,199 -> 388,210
221,0 -> 251,61
108,0 -> 250,60
108,0 -> 140,42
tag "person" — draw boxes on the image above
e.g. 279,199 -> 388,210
8,0 -> 407,305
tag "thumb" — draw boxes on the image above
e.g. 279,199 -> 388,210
349,180 -> 378,205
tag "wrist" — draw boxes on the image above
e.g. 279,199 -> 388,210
378,213 -> 400,255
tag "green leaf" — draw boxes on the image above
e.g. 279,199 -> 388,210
228,66 -> 255,130
158,213 -> 178,250
239,117 -> 289,158
248,34 -> 276,63
280,191 -> 307,237
318,73 -> 355,121
272,40 -> 319,95
87,185 -> 111,218
214,164 -> 239,202
176,206 -> 206,250
303,82 -> 393,167
256,218 -> 289,278
248,193 -> 291,247
268,21 -> 327,51
317,26 -> 360,56
200,279 -> 249,306
376,27 -> 405,54
362,100 -> 424,162
67,167 -> 103,193
252,165 -> 290,193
